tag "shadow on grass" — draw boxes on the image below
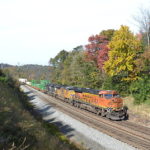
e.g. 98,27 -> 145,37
45,117 -> 75,138
55,122 -> 75,138
33,103 -> 75,139
24,89 -> 76,145
0,75 -> 79,150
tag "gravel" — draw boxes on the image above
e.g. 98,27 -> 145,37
21,86 -> 138,150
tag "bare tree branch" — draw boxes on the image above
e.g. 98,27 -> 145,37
134,7 -> 150,46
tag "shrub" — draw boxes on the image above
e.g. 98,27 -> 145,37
102,75 -> 130,96
130,76 -> 150,104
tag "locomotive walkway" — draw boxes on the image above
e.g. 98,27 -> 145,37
22,85 -> 150,150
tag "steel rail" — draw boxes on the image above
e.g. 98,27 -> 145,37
25,85 -> 150,150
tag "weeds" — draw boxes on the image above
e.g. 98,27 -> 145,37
0,71 -> 81,150
123,96 -> 150,118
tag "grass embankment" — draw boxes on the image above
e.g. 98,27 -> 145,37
124,96 -> 150,118
0,81 -> 81,150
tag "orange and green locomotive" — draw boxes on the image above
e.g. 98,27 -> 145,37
46,84 -> 128,120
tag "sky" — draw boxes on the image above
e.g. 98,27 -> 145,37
0,0 -> 150,65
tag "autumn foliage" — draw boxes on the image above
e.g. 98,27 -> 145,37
85,35 -> 110,71
49,26 -> 149,104
104,25 -> 141,81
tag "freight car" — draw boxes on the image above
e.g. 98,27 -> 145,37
46,84 -> 128,120
30,80 -> 50,93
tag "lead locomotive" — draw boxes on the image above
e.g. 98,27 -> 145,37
46,84 -> 128,120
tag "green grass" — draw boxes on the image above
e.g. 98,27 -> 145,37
0,81 -> 82,150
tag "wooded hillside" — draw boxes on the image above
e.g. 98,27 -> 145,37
49,25 -> 150,105
3,64 -> 52,81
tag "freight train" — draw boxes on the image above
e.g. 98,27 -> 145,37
46,84 -> 128,120
29,81 -> 128,120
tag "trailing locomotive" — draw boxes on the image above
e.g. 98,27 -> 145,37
46,84 -> 128,120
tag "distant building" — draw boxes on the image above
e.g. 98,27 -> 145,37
18,78 -> 27,84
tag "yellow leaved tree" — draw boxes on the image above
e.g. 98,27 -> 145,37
104,25 -> 141,81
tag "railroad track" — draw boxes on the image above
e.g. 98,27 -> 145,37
25,85 -> 150,150
117,120 -> 150,138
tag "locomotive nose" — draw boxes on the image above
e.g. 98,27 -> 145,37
111,98 -> 123,108
112,98 -> 117,102
112,98 -> 122,102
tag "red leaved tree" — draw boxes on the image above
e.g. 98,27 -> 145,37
85,34 -> 110,71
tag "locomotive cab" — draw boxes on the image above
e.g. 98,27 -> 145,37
99,90 -> 127,120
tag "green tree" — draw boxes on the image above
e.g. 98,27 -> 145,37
69,51 -> 103,88
49,50 -> 69,67
49,48 -> 104,88
104,25 -> 141,81
49,50 -> 69,83
100,29 -> 116,41
130,75 -> 150,104
102,75 -> 130,95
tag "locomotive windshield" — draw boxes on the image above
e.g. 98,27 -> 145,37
104,94 -> 112,99
104,94 -> 120,99
113,94 -> 120,98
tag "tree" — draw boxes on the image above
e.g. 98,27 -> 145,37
85,35 -> 110,71
48,50 -> 69,83
73,45 -> 83,52
135,48 -> 150,74
67,51 -> 103,88
130,75 -> 150,104
104,25 -> 141,81
134,8 -> 150,47
100,29 -> 116,41
49,50 -> 69,67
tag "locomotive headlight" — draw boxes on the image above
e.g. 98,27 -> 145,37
112,99 -> 118,102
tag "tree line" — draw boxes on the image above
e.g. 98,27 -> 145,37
3,64 -> 52,81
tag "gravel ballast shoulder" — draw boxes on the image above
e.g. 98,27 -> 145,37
21,86 -> 138,150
